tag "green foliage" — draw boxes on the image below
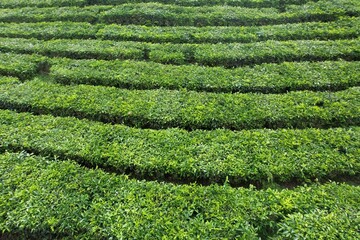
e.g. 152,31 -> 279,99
0,0 -> 359,238
0,76 -> 20,85
0,152 -> 359,238
96,16 -> 360,43
0,0 -> 86,8
50,57 -> 360,93
99,1 -> 360,26
87,0 -> 319,8
0,0 -> 318,8
0,109 -> 359,184
7,17 -> 359,44
0,0 -> 359,26
274,209 -> 360,239
100,3 -> 279,27
1,37 -> 359,67
0,5 -> 111,23
0,53 -> 48,79
0,37 -> 146,60
0,22 -> 102,40
190,38 -> 360,67
0,78 -> 359,130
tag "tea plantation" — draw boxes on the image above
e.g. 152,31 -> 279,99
0,0 -> 359,239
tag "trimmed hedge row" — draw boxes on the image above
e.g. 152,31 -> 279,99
0,21 -> 102,40
1,37 -> 359,67
97,16 -> 360,44
275,209 -> 360,239
0,5 -> 111,24
88,0 -> 319,8
0,0 -> 86,8
0,0 -> 318,8
1,152 -> 359,238
152,38 -> 360,67
3,51 -> 358,93
51,58 -> 360,93
99,1 -> 360,27
0,109 -> 360,186
0,37 -> 146,61
0,78 -> 359,130
2,17 -> 357,44
0,1 -> 359,26
0,110 -> 359,185
0,76 -> 20,85
0,53 -> 48,79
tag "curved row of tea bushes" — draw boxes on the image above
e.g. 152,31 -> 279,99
0,76 -> 19,85
0,78 -> 359,130
97,17 -> 360,44
1,37 -> 359,67
274,209 -> 360,239
100,1 -> 360,27
0,5 -> 112,24
0,111 -> 359,186
51,58 -> 360,93
0,0 -> 86,8
88,0 -> 319,8
152,38 -> 360,67
0,22 -> 102,40
98,3 -> 300,27
0,37 -> 146,61
0,53 -> 48,79
1,0 -> 359,238
0,0 -> 318,8
0,152 -> 359,239
1,1 -> 359,26
2,52 -> 358,94
1,17 -> 358,43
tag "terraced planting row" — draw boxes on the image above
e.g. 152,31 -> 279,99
1,0 -> 359,26
0,53 -> 47,79
0,0 -> 320,8
1,17 -> 359,43
1,78 -> 359,130
1,0 -> 359,238
1,52 -> 359,93
1,152 -> 359,239
49,58 -> 360,93
1,37 -> 359,67
1,109 -> 359,186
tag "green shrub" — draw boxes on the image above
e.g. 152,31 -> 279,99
1,0 -> 359,26
0,37 -> 146,60
0,0 -> 86,8
1,79 -> 359,130
0,0 -> 319,8
274,209 -> 360,239
0,109 -> 359,185
0,21 -> 102,40
0,5 -> 111,23
96,17 -> 360,43
0,152 -> 359,238
99,1 -> 360,26
0,53 -> 48,80
192,38 -> 360,67
2,37 -> 358,67
0,76 -> 20,85
50,57 -> 360,93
